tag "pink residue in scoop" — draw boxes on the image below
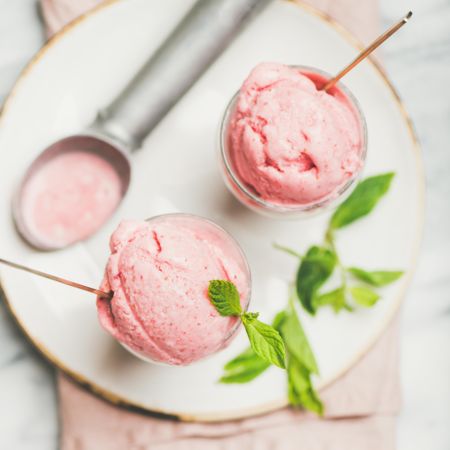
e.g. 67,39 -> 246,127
21,151 -> 122,247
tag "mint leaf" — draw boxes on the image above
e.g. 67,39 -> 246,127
280,309 -> 318,374
330,173 -> 395,229
296,246 -> 337,314
223,347 -> 259,371
242,313 -> 286,368
220,310 -> 289,384
287,357 -> 323,415
220,348 -> 270,383
208,280 -> 242,316
350,286 -> 380,307
314,287 -> 347,313
348,268 -> 403,287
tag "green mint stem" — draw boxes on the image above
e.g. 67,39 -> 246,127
324,227 -> 347,289
288,289 -> 296,311
273,243 -> 303,259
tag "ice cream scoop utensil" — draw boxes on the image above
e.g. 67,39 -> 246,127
0,257 -> 112,299
13,0 -> 272,251
322,11 -> 412,92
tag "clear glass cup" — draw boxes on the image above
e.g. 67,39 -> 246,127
110,213 -> 251,365
219,65 -> 368,218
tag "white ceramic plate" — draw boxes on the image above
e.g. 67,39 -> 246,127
0,0 -> 423,421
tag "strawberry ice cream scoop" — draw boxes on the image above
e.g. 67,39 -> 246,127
227,63 -> 365,206
97,215 -> 250,365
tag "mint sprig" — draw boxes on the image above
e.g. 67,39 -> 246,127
219,297 -> 323,415
219,172 -> 403,415
287,172 -> 402,315
208,280 -> 286,368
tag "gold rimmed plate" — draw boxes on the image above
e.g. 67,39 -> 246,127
0,0 -> 424,421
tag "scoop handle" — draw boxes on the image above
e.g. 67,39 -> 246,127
94,0 -> 271,150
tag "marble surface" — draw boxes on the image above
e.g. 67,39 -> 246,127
0,0 -> 448,449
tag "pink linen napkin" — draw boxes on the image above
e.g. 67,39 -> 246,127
39,1 -> 400,449
59,317 -> 400,450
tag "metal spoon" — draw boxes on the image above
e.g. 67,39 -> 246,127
0,257 -> 112,299
13,0 -> 271,251
322,11 -> 412,91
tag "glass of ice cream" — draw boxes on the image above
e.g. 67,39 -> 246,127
219,63 -> 368,218
96,213 -> 251,365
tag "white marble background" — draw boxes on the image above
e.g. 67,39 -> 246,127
0,0 -> 448,448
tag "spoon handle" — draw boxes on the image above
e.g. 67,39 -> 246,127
94,0 -> 271,150
0,258 -> 112,299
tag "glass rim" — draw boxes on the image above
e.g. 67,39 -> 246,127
219,64 -> 368,213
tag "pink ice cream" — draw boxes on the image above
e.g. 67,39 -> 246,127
96,215 -> 250,365
227,63 -> 364,206
20,151 -> 122,247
